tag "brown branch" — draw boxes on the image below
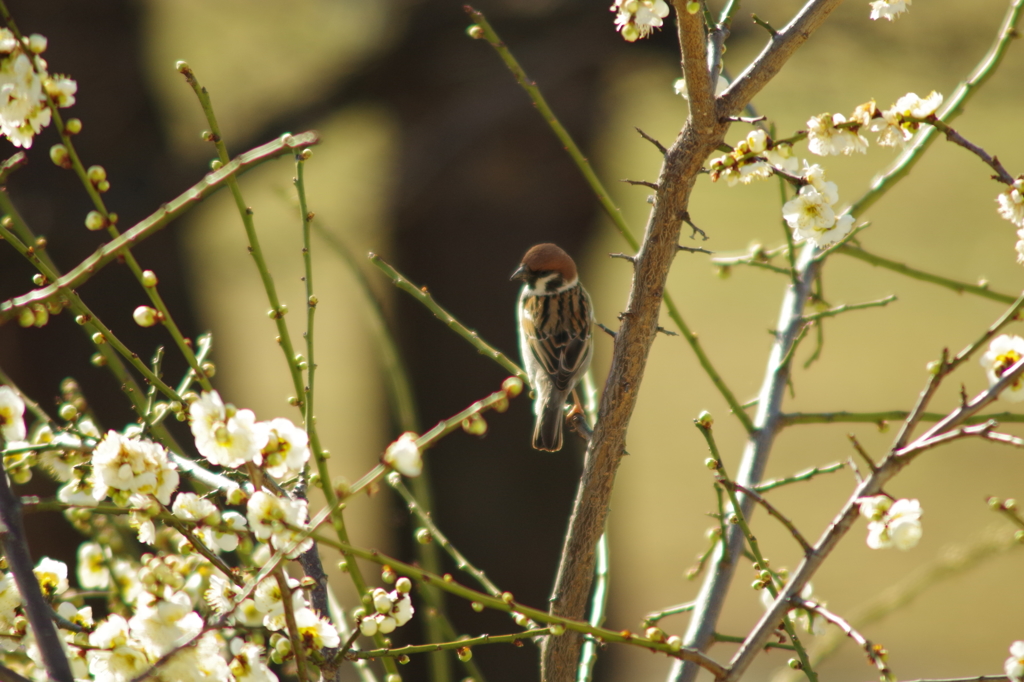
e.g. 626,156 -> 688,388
720,480 -> 813,554
791,599 -> 894,682
717,0 -> 846,119
540,6 -> 730,680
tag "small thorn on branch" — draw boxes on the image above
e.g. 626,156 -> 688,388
752,14 -> 777,36
678,245 -> 713,255
634,127 -> 667,154
680,211 -> 708,241
621,179 -> 660,190
609,252 -> 636,264
656,326 -> 678,337
596,322 -> 618,338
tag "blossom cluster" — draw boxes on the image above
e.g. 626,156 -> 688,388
0,28 -> 75,148
0,384 -> 358,680
806,92 -> 942,156
357,579 -> 415,637
610,0 -> 670,42
857,496 -> 923,550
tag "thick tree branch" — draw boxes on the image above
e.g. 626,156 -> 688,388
716,0 -> 845,118
539,5 -> 732,680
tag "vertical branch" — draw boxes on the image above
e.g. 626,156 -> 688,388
0,457 -> 73,682
541,5 -> 727,680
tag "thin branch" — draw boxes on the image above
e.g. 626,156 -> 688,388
635,127 -> 668,154
369,254 -> 527,385
781,411 -> 1024,426
0,132 -> 319,323
835,245 -> 1017,305
791,599 -> 894,682
312,535 -> 730,678
753,462 -> 844,492
720,480 -> 813,554
800,295 -> 897,323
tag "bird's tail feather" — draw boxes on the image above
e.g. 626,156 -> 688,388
533,400 -> 565,452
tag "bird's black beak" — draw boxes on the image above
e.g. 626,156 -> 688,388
510,264 -> 528,282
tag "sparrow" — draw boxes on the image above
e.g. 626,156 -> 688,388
511,243 -> 594,452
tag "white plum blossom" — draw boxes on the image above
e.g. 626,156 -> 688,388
1006,641 -> 1024,681
171,491 -> 241,553
33,557 -> 68,597
859,496 -> 923,550
611,0 -> 670,42
765,143 -> 800,173
128,588 -> 204,658
293,607 -> 341,651
204,572 -> 240,616
90,430 -> 179,506
997,181 -> 1024,228
256,417 -> 310,480
980,335 -> 1024,402
782,164 -> 854,247
230,641 -> 279,682
384,432 -> 422,477
806,113 -> 867,156
0,385 -> 26,443
158,631 -> 231,681
253,576 -> 306,631
892,91 -> 942,119
0,574 -> 21,633
77,542 -> 111,590
870,0 -> 911,21
189,390 -> 267,468
246,490 -> 313,558
86,614 -> 149,682
0,28 -> 75,148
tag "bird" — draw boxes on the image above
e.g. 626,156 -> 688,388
511,243 -> 594,452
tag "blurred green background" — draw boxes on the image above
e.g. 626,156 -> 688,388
0,0 -> 1022,681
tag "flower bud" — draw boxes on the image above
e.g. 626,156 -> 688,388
17,308 -> 35,327
27,34 -> 47,53
84,211 -> 106,231
91,332 -> 106,345
31,274 -> 45,286
704,457 -> 719,470
686,1 -> 700,13
549,623 -> 565,636
90,353 -> 106,367
87,165 -> 107,184
97,180 -> 110,193
513,612 -> 529,627
461,413 -> 487,435
666,635 -> 682,651
471,601 -> 484,612
457,647 -> 472,662
466,24 -> 484,39
49,144 -> 70,168
58,403 -> 78,421
395,577 -> 412,594
381,567 -> 396,584
210,159 -> 223,171
503,376 -> 524,397
415,528 -> 433,544
201,362 -> 216,378
620,22 -> 640,42
359,617 -> 378,637
65,118 -> 82,134
300,149 -> 313,160
141,270 -> 158,287
696,411 -> 714,427
133,306 -> 159,327
645,626 -> 665,643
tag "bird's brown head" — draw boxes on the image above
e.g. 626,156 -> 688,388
510,243 -> 578,292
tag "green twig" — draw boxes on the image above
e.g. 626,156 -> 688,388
349,628 -> 552,660
309,535 -> 729,678
696,419 -> 817,681
753,462 -> 844,492
835,246 -> 1016,305
801,295 -> 896,323
781,411 -> 1024,427
369,254 -> 527,384
643,602 -> 695,627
